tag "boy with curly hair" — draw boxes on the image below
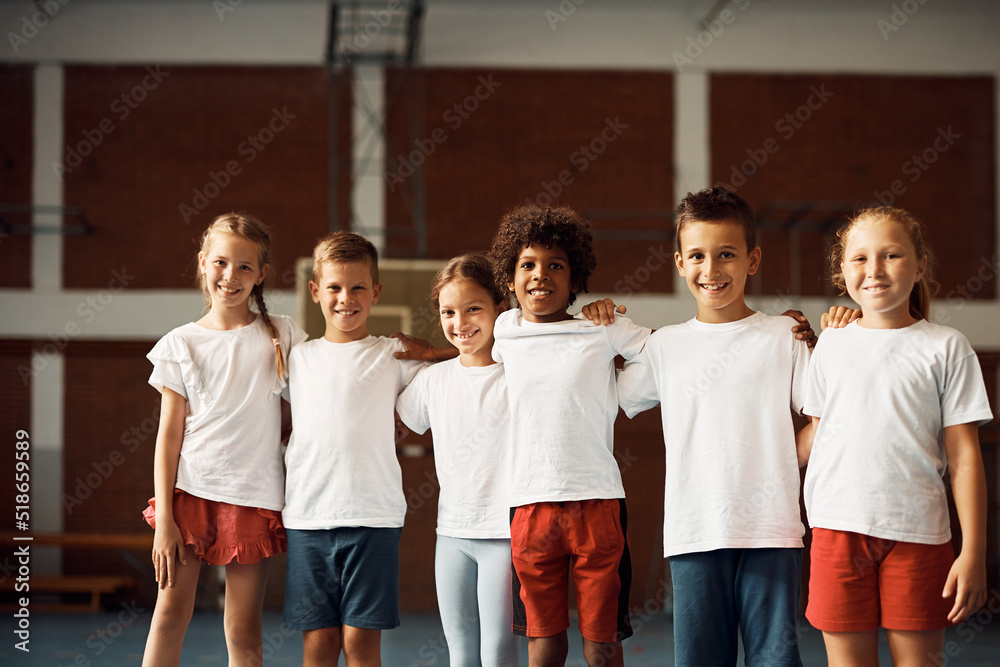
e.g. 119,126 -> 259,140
489,204 -> 651,667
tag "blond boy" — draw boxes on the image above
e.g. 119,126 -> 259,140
282,232 -> 423,667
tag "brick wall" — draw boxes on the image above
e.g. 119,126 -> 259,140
384,68 -> 676,297
710,74 -> 996,299
61,65 -> 352,292
61,341 -> 159,600
0,65 -> 33,288
977,353 -> 1000,590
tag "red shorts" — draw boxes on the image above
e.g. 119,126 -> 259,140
806,528 -> 954,632
510,499 -> 632,643
142,490 -> 286,565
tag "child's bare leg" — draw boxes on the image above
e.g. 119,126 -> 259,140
582,639 -> 623,667
342,626 -> 381,666
886,628 -> 946,667
822,630 -> 879,667
221,558 -> 269,667
141,545 -> 202,667
303,627 -> 342,667
528,631 -> 568,667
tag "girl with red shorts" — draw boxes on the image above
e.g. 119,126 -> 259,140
801,207 -> 992,665
140,213 -> 306,666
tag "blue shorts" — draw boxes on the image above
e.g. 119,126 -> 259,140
283,527 -> 402,631
669,548 -> 803,667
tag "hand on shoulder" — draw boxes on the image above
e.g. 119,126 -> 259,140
820,306 -> 862,331
781,309 -> 817,348
581,298 -> 626,326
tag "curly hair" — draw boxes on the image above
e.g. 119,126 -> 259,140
675,186 -> 757,253
829,206 -> 938,321
488,204 -> 596,308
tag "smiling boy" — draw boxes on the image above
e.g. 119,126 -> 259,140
489,205 -> 651,667
616,187 -> 810,667
282,231 -> 424,667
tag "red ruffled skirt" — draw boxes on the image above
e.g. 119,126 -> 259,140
142,490 -> 286,565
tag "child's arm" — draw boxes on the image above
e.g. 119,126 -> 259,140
394,411 -> 410,444
795,416 -> 818,467
391,332 -> 458,363
582,300 -> 820,349
280,398 -> 292,446
151,387 -> 188,589
942,422 -> 988,623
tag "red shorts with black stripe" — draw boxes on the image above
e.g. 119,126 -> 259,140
510,499 -> 633,643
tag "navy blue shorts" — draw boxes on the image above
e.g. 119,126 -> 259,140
669,548 -> 803,666
283,526 -> 402,631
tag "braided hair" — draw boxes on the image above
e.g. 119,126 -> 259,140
197,212 -> 287,380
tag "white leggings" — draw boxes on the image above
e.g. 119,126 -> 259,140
435,535 -> 520,667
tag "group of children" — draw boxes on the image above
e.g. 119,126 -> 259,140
139,187 -> 993,667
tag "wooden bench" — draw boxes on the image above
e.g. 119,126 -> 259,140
2,575 -> 136,612
0,532 -> 152,612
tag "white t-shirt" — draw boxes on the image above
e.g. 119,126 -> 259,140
396,358 -> 511,539
803,319 -> 993,544
146,314 -> 307,511
492,309 -> 651,506
617,312 -> 809,557
283,335 -> 425,530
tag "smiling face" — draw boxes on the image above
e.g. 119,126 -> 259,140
674,220 -> 760,324
439,279 -> 504,366
508,243 -> 575,323
309,260 -> 382,343
199,233 -> 268,314
841,218 -> 926,329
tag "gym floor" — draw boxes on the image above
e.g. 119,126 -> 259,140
7,608 -> 1000,666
